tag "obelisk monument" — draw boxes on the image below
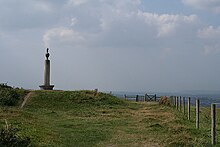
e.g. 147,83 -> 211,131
39,48 -> 54,90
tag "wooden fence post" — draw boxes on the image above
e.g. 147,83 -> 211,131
176,96 -> 179,110
188,97 -> 191,120
136,95 -> 139,102
179,96 -> 182,111
154,94 -> 157,101
196,99 -> 200,129
183,97 -> 185,114
171,96 -> 174,106
174,96 -> 176,106
211,103 -> 216,145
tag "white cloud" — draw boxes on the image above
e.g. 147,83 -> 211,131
70,18 -> 78,26
43,27 -> 84,48
140,12 -> 198,37
182,0 -> 220,13
198,26 -> 220,38
43,1 -> 200,49
67,0 -> 87,6
198,26 -> 220,55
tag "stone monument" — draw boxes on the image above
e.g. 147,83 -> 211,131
39,48 -> 54,90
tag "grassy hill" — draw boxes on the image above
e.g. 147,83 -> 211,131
0,90 -> 216,146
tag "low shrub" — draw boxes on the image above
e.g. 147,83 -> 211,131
0,88 -> 19,106
0,83 -> 27,106
0,120 -> 32,147
159,96 -> 171,106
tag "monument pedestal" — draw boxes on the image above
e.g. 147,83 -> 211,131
39,85 -> 54,90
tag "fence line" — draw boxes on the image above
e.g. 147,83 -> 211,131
170,96 -> 220,145
121,94 -> 158,102
114,93 -> 218,145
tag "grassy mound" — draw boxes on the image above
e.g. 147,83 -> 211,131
1,90 -> 139,146
0,90 -> 217,146
26,90 -> 126,110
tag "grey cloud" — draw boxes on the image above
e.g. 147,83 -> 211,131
1,0 -> 220,92
182,0 -> 220,13
0,0 -> 65,30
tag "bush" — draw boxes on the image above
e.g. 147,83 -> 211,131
0,88 -> 19,106
0,83 -> 28,106
0,83 -> 13,89
159,96 -> 171,106
0,120 -> 32,147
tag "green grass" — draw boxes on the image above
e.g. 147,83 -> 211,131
0,90 -> 218,146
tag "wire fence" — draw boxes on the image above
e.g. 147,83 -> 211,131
170,96 -> 220,145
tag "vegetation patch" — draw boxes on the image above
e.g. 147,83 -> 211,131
0,120 -> 32,147
0,90 -> 219,146
159,96 -> 171,106
0,84 -> 28,106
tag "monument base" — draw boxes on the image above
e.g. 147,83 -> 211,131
39,85 -> 54,90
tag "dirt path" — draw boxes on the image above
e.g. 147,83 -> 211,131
20,92 -> 33,108
98,102 -> 177,147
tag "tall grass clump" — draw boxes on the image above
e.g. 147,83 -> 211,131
0,120 -> 32,147
159,96 -> 171,106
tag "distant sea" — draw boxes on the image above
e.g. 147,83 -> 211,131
108,91 -> 220,107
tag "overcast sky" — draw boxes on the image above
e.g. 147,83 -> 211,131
1,0 -> 220,92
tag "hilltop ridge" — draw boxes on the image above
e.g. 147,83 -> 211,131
0,90 -> 215,146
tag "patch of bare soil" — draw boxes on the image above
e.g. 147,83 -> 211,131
20,92 -> 33,108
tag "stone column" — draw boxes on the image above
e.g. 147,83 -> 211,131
39,48 -> 54,90
44,60 -> 50,86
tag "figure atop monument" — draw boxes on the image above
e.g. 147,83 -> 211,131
46,48 -> 50,60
